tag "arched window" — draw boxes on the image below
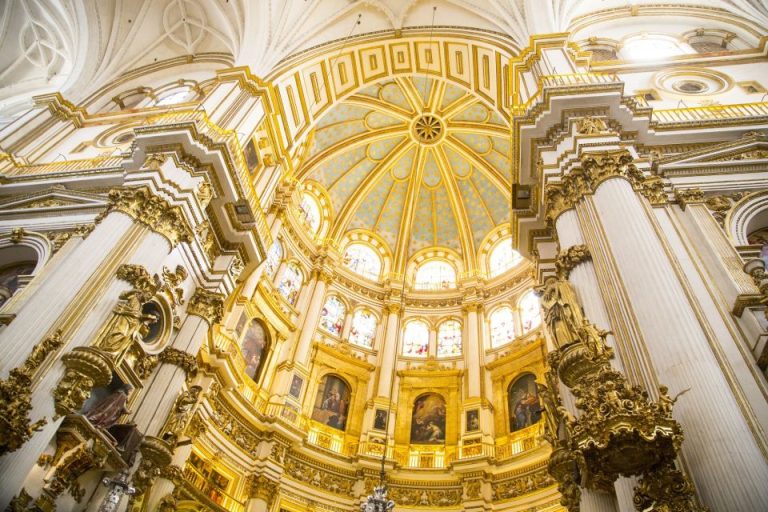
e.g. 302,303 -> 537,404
311,374 -> 350,431
319,296 -> 346,337
410,393 -> 446,444
508,374 -> 541,432
519,290 -> 541,334
343,243 -> 381,280
621,35 -> 685,61
277,263 -> 303,305
402,320 -> 429,357
437,320 -> 462,357
298,193 -> 321,234
263,240 -> 283,280
0,245 -> 38,308
155,88 -> 192,106
490,307 -> 516,348
414,260 -> 456,290
488,239 -> 522,277
240,319 -> 269,382
349,309 -> 377,348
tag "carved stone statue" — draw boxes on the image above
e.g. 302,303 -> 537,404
537,277 -> 585,349
577,116 -> 608,135
85,385 -> 133,429
161,385 -> 202,444
95,289 -> 157,364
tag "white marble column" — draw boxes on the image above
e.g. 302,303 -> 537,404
464,305 -> 481,398
294,272 -> 329,365
377,306 -> 400,398
592,177 -> 768,510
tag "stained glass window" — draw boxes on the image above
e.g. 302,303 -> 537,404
264,240 -> 283,280
349,310 -> 377,348
437,320 -> 462,357
490,307 -> 516,348
414,260 -> 456,290
319,296 -> 346,337
489,239 -> 522,277
277,264 -> 302,305
519,290 -> 542,334
402,321 -> 429,357
343,243 -> 381,280
298,193 -> 321,234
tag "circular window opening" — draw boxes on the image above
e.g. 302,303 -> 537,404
672,80 -> 708,94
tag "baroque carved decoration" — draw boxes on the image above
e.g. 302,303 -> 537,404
107,187 -> 193,247
187,287 -> 225,324
673,188 -> 704,210
284,454 -> 355,496
0,330 -> 64,456
249,474 -> 280,506
537,276 -> 703,511
160,385 -> 203,447
492,467 -> 555,501
132,436 -> 174,496
544,150 -> 668,226
53,347 -> 113,418
555,245 -> 591,279
575,116 -> 609,135
704,192 -> 748,227
46,224 -> 96,253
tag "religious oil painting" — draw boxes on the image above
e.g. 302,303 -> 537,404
240,319 -> 268,382
311,374 -> 350,431
289,374 -> 303,399
508,374 -> 541,432
243,138 -> 260,172
410,393 -> 446,444
373,408 -> 388,431
466,409 -> 480,432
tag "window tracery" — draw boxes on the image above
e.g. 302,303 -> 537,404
277,263 -> 303,305
403,320 -> 429,357
490,306 -> 516,348
488,239 -> 522,277
349,309 -> 377,348
297,193 -> 321,234
414,260 -> 456,290
263,240 -> 283,280
519,290 -> 541,334
437,320 -> 462,357
319,295 -> 346,337
342,243 -> 381,280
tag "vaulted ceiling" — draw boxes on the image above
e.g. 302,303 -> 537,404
299,76 -> 511,267
2,0 -> 766,115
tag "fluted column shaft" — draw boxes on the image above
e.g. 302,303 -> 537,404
377,307 -> 400,398
294,274 -> 328,365
591,177 -> 768,510
464,306 -> 481,398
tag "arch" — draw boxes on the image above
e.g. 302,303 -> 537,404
487,236 -> 523,278
311,373 -> 351,431
266,30 -> 520,146
294,181 -> 333,239
437,318 -> 462,357
263,238 -> 284,281
402,319 -> 430,357
239,318 -> 270,383
413,258 -> 458,291
0,233 -> 50,309
410,392 -> 447,445
507,373 -> 541,433
341,240 -> 384,281
728,190 -> 768,246
349,308 -> 378,348
318,294 -> 347,337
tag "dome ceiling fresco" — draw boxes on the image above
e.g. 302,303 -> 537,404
297,76 -> 511,264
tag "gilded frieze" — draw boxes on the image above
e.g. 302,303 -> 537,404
107,187 -> 193,247
284,454 -> 355,496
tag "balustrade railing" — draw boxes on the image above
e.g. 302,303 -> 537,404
495,423 -> 543,460
182,464 -> 245,512
651,102 -> 768,126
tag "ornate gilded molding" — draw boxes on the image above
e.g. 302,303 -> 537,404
284,454 -> 355,496
544,150 -> 668,226
159,385 -> 203,448
673,188 -> 704,210
0,330 -> 63,456
187,287 -> 225,324
107,187 -> 193,247
157,348 -> 198,377
53,347 -> 113,418
492,467 -> 555,501
249,474 -> 280,506
555,245 -> 591,279
575,116 -> 610,135
704,192 -> 748,227
46,224 -> 96,253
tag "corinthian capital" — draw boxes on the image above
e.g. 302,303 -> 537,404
187,287 -> 225,324
107,187 -> 193,247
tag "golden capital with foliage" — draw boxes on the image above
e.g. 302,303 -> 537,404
53,347 -> 113,418
107,186 -> 193,247
158,347 -> 198,377
555,245 -> 591,279
0,330 -> 64,456
187,287 -> 225,324
249,474 -> 280,504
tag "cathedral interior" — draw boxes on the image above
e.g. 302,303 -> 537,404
1,1 -> 768,511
